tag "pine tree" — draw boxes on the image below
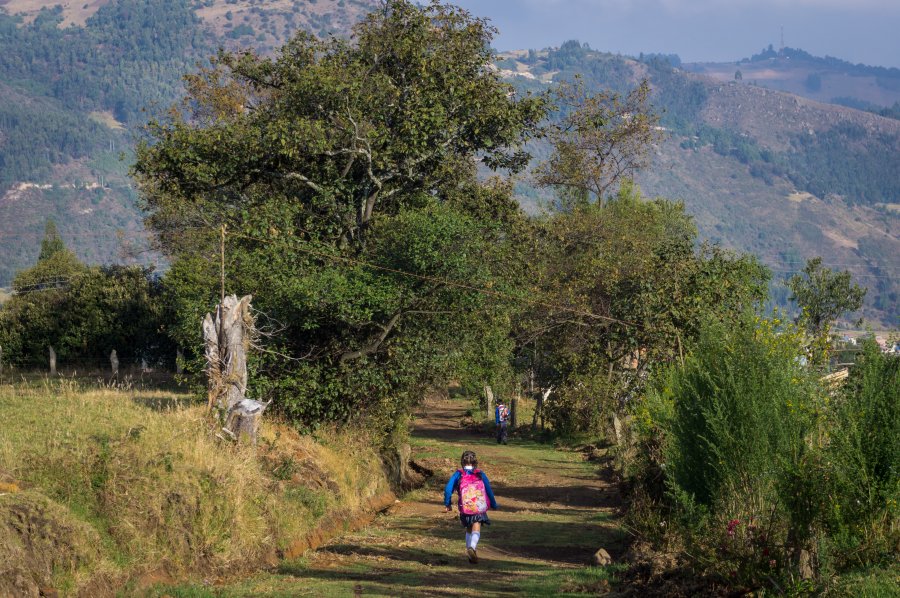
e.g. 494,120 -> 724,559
38,219 -> 66,261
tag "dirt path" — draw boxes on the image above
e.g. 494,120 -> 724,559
171,395 -> 629,597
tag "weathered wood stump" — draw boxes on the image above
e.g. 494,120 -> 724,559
48,346 -> 56,376
221,397 -> 269,444
203,294 -> 269,444
110,350 -> 119,377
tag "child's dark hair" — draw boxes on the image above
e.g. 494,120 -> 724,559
461,450 -> 477,467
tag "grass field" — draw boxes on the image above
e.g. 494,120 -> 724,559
0,377 -> 391,596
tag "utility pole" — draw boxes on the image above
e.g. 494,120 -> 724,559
220,224 -> 227,304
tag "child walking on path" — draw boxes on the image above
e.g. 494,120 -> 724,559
444,450 -> 498,564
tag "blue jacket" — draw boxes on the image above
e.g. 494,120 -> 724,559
444,469 -> 498,510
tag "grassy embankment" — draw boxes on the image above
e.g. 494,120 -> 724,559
0,377 -> 393,596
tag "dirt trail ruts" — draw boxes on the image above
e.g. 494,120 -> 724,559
191,395 -> 629,597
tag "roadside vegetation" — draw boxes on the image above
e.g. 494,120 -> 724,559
0,1 -> 895,595
0,377 -> 392,595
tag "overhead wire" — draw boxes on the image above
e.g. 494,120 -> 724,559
225,230 -> 641,328
3,223 -> 895,317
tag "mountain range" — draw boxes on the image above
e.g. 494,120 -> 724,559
0,1 -> 897,325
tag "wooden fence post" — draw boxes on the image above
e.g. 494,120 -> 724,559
512,382 -> 522,428
110,350 -> 119,377
49,346 -> 56,376
175,347 -> 184,375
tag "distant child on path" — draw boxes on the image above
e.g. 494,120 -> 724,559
495,401 -> 510,444
444,450 -> 498,564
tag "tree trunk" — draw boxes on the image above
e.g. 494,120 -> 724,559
511,397 -> 518,429
534,386 -> 552,430
613,412 -> 623,446
484,385 -> 494,421
48,346 -> 56,376
221,398 -> 269,445
110,350 -> 119,377
203,295 -> 268,444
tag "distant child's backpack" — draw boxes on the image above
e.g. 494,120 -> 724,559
458,469 -> 488,515
498,404 -> 510,422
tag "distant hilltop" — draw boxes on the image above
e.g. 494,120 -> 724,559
685,45 -> 900,115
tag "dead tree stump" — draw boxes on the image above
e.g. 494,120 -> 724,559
110,350 -> 119,377
48,346 -> 56,376
203,294 -> 269,444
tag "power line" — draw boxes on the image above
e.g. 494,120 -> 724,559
3,230 -> 895,274
766,269 -> 897,280
226,230 -> 640,329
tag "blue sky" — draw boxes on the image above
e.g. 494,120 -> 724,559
451,0 -> 900,68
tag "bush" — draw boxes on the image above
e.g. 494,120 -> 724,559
821,340 -> 899,568
640,315 -> 817,586
543,370 -> 617,438
633,316 -> 899,589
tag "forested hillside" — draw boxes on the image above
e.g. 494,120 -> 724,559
0,0 -> 377,286
497,42 -> 899,323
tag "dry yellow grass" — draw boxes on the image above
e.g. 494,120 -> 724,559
88,110 -> 125,131
787,191 -> 816,203
0,378 -> 391,594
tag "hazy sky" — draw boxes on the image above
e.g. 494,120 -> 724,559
451,0 -> 900,68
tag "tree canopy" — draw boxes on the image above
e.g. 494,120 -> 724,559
789,256 -> 866,347
0,228 -> 167,367
135,0 -> 546,437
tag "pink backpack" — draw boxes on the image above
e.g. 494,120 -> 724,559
458,469 -> 488,515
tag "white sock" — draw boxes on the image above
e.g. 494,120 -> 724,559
470,531 -> 481,550
465,532 -> 471,548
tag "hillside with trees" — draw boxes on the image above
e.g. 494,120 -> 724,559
0,4 -> 896,325
497,43 -> 899,325
687,45 -> 900,111
0,0 -> 378,287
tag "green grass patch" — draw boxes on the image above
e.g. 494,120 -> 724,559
828,564 -> 900,597
521,564 -> 629,596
